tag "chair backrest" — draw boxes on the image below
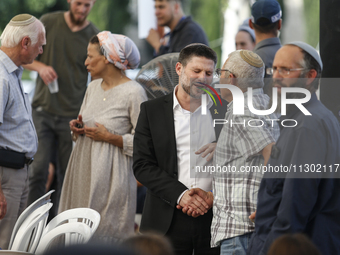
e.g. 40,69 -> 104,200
43,208 -> 101,237
35,222 -> 92,255
11,203 -> 53,253
8,190 -> 55,249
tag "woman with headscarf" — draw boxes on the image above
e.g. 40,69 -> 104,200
58,31 -> 147,242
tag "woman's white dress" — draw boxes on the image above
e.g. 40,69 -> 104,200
59,79 -> 147,242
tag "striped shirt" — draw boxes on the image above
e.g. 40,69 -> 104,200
211,88 -> 280,246
0,50 -> 38,158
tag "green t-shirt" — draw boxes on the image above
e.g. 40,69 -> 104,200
32,12 -> 99,117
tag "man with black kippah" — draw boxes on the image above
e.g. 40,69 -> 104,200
134,44 -> 223,255
249,0 -> 282,95
248,42 -> 340,255
0,14 -> 45,249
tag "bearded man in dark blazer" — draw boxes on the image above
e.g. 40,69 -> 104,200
133,44 -> 227,255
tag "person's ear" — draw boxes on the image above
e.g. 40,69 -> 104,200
104,56 -> 110,64
277,19 -> 282,31
249,19 -> 254,30
174,1 -> 180,13
229,73 -> 237,86
305,69 -> 318,87
21,36 -> 31,50
175,62 -> 183,76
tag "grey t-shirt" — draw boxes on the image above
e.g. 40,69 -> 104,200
32,12 -> 99,117
254,37 -> 281,71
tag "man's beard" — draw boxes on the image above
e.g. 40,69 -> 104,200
159,13 -> 174,27
181,79 -> 205,99
270,77 -> 309,115
70,9 -> 86,26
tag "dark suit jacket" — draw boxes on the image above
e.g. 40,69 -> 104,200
133,93 -> 227,234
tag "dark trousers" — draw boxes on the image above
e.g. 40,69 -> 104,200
28,108 -> 73,218
166,208 -> 220,255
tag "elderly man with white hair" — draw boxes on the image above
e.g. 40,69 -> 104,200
210,50 -> 280,255
0,14 -> 45,249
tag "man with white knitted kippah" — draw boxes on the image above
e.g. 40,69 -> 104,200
248,42 -> 340,255
0,14 -> 45,249
209,50 -> 280,255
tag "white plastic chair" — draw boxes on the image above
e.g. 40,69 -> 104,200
35,222 -> 92,255
8,190 -> 55,250
10,203 -> 53,253
42,208 -> 101,240
0,251 -> 34,255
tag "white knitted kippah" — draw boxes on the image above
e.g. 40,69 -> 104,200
9,14 -> 36,26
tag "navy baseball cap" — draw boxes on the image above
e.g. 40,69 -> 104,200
251,0 -> 282,26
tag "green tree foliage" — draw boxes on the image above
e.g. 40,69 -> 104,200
304,0 -> 319,47
0,0 -> 131,35
88,0 -> 131,34
190,0 -> 224,67
0,0 -> 68,33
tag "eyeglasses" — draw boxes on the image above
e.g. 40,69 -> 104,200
266,67 -> 308,76
215,68 -> 234,78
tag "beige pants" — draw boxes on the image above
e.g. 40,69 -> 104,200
0,166 -> 29,249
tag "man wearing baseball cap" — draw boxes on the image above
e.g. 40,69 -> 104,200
247,42 -> 340,255
249,0 -> 282,95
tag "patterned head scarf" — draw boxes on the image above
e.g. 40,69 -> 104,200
97,31 -> 140,70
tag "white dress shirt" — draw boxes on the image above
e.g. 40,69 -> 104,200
173,86 -> 216,203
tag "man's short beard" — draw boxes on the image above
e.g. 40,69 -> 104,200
70,10 -> 86,26
180,69 -> 203,99
181,82 -> 202,99
270,78 -> 309,115
160,13 -> 174,27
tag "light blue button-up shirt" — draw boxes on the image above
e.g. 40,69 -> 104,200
0,50 -> 38,158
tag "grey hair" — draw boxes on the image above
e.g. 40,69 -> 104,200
0,18 -> 45,48
224,50 -> 265,90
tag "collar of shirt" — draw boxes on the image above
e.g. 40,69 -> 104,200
0,50 -> 23,78
172,16 -> 188,33
173,85 -> 213,113
254,37 -> 281,51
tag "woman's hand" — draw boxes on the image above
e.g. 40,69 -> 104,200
84,123 -> 109,142
84,122 -> 123,148
69,114 -> 84,135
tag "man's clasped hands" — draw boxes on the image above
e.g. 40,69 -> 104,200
177,188 -> 214,218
